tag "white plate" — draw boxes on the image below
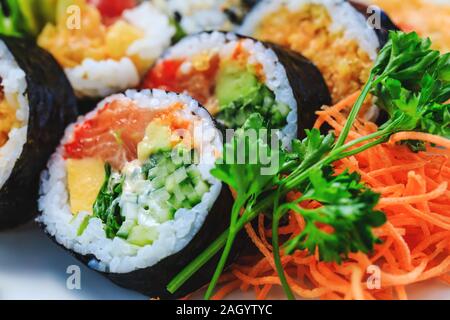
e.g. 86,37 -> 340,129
0,223 -> 448,300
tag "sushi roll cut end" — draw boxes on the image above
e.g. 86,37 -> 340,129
0,35 -> 78,229
143,31 -> 304,146
37,0 -> 175,98
38,90 -> 228,285
239,0 -> 381,103
0,41 -> 29,190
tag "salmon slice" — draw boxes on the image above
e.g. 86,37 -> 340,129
64,99 -> 191,170
64,99 -> 156,170
142,55 -> 220,106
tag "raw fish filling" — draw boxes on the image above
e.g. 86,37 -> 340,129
143,42 -> 290,130
63,101 -> 211,246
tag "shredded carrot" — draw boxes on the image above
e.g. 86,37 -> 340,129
214,92 -> 450,300
390,132 -> 450,150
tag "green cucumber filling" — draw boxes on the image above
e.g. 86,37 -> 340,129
91,149 -> 210,246
215,61 -> 290,130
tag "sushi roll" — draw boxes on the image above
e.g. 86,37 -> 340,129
38,90 -> 241,298
154,0 -> 260,34
142,31 -> 331,145
36,0 -> 175,99
239,0 -> 396,103
371,0 -> 450,53
0,36 -> 77,230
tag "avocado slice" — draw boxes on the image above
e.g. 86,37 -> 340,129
216,61 -> 261,107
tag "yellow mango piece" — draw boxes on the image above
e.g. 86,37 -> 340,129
67,158 -> 105,215
106,21 -> 144,60
137,120 -> 174,161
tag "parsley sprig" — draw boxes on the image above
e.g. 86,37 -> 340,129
167,31 -> 450,300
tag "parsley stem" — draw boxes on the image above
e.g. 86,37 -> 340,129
204,230 -> 237,299
204,196 -> 248,299
167,231 -> 228,294
167,104 -> 394,297
338,136 -> 390,159
272,194 -> 296,300
330,128 -> 391,157
334,73 -> 375,150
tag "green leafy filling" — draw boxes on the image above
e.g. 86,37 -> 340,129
215,61 -> 290,130
93,164 -> 124,239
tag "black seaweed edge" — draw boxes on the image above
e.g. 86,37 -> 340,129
146,31 -> 332,140
38,97 -> 245,299
347,0 -> 399,48
0,36 -> 78,230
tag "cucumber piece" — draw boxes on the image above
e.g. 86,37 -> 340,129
151,189 -> 171,202
116,220 -> 137,239
127,225 -> 158,247
77,215 -> 91,236
163,160 -> 177,174
180,183 -> 200,205
181,199 -> 192,209
165,175 -> 177,193
168,194 -> 183,209
70,212 -> 90,236
187,166 -> 202,183
173,167 -> 188,184
173,186 -> 186,203
195,180 -> 210,196
154,163 -> 169,178
146,167 -> 158,180
151,175 -> 165,190
168,208 -> 176,220
187,190 -> 202,205
149,203 -> 172,223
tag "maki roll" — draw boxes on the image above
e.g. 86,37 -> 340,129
239,0 -> 395,102
154,0 -> 260,34
142,31 -> 331,144
38,90 -> 240,298
0,36 -> 77,229
372,0 -> 450,53
37,0 -> 175,99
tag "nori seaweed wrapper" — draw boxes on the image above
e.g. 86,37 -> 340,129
68,183 -> 244,299
148,32 -> 332,140
0,36 -> 78,230
40,98 -> 246,299
264,42 -> 331,137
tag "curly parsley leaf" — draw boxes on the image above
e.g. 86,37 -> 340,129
284,169 -> 386,263
286,129 -> 335,173
206,113 -> 288,299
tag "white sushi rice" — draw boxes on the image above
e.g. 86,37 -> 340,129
0,40 -> 29,189
38,90 -> 223,274
160,31 -> 298,147
154,0 -> 239,34
239,0 -> 380,61
66,2 -> 175,98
